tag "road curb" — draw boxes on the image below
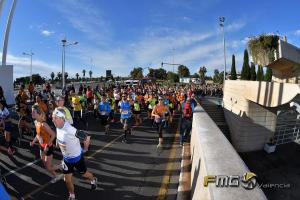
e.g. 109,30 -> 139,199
176,142 -> 191,200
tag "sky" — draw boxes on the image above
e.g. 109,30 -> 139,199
1,0 -> 300,80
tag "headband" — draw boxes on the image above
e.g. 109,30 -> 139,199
53,109 -> 66,119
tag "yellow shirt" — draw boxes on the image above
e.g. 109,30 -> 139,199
72,96 -> 82,111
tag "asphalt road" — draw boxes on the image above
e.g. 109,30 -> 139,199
0,111 -> 182,200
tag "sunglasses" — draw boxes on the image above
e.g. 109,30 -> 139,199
159,99 -> 163,100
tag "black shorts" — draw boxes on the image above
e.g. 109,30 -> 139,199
100,115 -> 109,126
61,156 -> 87,174
4,122 -> 12,132
40,145 -> 54,156
169,108 -> 174,113
133,110 -> 141,115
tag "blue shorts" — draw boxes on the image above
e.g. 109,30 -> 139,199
4,122 -> 12,132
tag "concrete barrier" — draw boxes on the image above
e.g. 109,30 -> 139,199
190,105 -> 267,200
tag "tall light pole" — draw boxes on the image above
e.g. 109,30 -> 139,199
23,51 -> 34,82
172,47 -> 175,73
61,38 -> 78,89
219,16 -> 226,83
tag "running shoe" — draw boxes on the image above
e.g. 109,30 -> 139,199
7,147 -> 15,155
122,138 -> 128,143
91,177 -> 98,190
51,175 -> 61,183
68,195 -> 76,200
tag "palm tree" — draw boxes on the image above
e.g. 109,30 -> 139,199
89,70 -> 92,79
50,72 -> 55,81
57,72 -> 62,80
82,69 -> 86,79
76,73 -> 79,80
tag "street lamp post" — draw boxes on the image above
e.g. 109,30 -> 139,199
23,51 -> 34,82
219,17 -> 226,83
61,38 -> 78,89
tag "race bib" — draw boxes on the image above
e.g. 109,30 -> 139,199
100,111 -> 106,115
122,110 -> 129,114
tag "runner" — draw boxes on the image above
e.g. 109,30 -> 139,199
0,100 -> 15,155
119,93 -> 132,143
15,94 -> 32,144
133,97 -> 142,126
98,95 -> 111,135
71,91 -> 83,128
30,104 -> 58,182
180,97 -> 194,146
56,95 -> 73,125
151,96 -> 171,148
28,81 -> 35,102
52,107 -> 97,200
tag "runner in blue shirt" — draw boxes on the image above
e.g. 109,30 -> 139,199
118,93 -> 132,143
98,95 -> 111,135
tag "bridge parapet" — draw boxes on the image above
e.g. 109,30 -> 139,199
224,80 -> 300,108
190,105 -> 266,200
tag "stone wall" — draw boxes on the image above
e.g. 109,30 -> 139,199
190,105 -> 266,200
223,80 -> 278,152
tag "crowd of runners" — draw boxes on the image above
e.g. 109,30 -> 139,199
0,81 -> 202,200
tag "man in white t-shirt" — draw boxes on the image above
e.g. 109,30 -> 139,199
52,107 -> 97,200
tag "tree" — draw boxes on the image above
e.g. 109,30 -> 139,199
241,49 -> 251,80
147,68 -> 167,80
198,66 -> 207,84
192,73 -> 200,78
31,74 -> 44,85
256,65 -> 264,81
250,62 -> 257,81
230,55 -> 237,80
57,72 -> 62,80
167,71 -> 179,82
89,70 -> 93,79
130,67 -> 143,79
76,73 -> 79,80
213,69 -> 223,84
50,72 -> 55,81
177,65 -> 190,78
264,67 -> 272,82
82,69 -> 86,79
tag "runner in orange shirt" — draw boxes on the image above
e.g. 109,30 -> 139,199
30,104 -> 58,182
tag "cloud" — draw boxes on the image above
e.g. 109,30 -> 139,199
41,30 -> 54,36
2,53 -> 79,79
294,29 -> 300,36
182,16 -> 193,23
50,0 -> 111,45
226,21 -> 246,32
